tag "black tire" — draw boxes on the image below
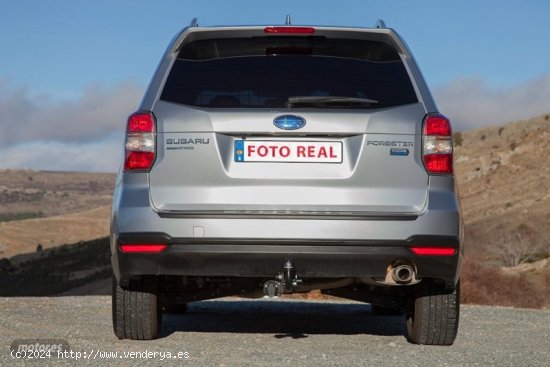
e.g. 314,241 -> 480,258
406,280 -> 460,345
112,277 -> 162,340
371,304 -> 404,316
163,303 -> 188,314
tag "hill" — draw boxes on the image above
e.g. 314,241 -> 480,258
0,169 -> 114,218
454,114 -> 550,265
0,170 -> 115,258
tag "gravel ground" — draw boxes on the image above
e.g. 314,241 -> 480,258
1,297 -> 549,366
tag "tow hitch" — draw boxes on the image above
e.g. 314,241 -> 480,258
263,259 -> 302,298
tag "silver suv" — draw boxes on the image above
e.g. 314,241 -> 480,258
111,19 -> 462,345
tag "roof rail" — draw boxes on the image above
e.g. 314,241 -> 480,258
375,19 -> 386,29
190,18 -> 199,27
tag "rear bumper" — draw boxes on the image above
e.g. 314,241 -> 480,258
111,174 -> 463,287
112,234 -> 462,287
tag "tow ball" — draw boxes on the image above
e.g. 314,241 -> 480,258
263,259 -> 302,298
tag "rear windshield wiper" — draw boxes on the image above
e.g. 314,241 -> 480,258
286,96 -> 379,108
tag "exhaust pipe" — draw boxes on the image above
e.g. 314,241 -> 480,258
391,264 -> 415,284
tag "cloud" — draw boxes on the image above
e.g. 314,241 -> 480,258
0,79 -> 143,172
433,74 -> 550,131
0,79 -> 143,146
0,135 -> 123,172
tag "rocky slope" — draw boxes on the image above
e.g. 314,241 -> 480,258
454,113 -> 550,264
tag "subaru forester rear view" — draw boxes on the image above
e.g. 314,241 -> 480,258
111,19 -> 462,345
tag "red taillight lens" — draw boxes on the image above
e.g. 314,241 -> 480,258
124,112 -> 156,172
424,154 -> 453,174
120,244 -> 167,253
128,113 -> 155,132
422,114 -> 453,174
264,26 -> 315,34
423,114 -> 452,136
125,151 -> 155,171
409,247 -> 457,256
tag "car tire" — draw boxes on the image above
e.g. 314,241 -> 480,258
112,277 -> 162,340
406,280 -> 460,345
163,303 -> 189,314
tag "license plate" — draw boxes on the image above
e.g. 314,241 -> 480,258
234,140 -> 343,163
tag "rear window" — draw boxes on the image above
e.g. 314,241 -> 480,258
161,36 -> 418,109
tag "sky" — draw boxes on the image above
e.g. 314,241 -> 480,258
0,0 -> 549,172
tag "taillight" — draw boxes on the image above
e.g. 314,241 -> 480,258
124,112 -> 156,171
422,113 -> 453,174
264,26 -> 315,34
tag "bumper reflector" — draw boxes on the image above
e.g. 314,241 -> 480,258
120,244 -> 168,253
409,247 -> 456,256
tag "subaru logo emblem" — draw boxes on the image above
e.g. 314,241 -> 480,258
273,115 -> 306,130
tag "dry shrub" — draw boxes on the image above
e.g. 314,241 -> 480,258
486,223 -> 548,266
461,257 -> 545,308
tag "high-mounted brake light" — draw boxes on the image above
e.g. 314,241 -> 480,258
124,112 -> 156,171
120,243 -> 167,253
409,247 -> 457,256
264,26 -> 315,34
422,113 -> 453,174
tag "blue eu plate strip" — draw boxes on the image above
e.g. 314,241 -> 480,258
234,140 -> 245,162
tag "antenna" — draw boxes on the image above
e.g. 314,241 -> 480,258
375,19 -> 386,29
285,15 -> 291,25
190,18 -> 199,27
